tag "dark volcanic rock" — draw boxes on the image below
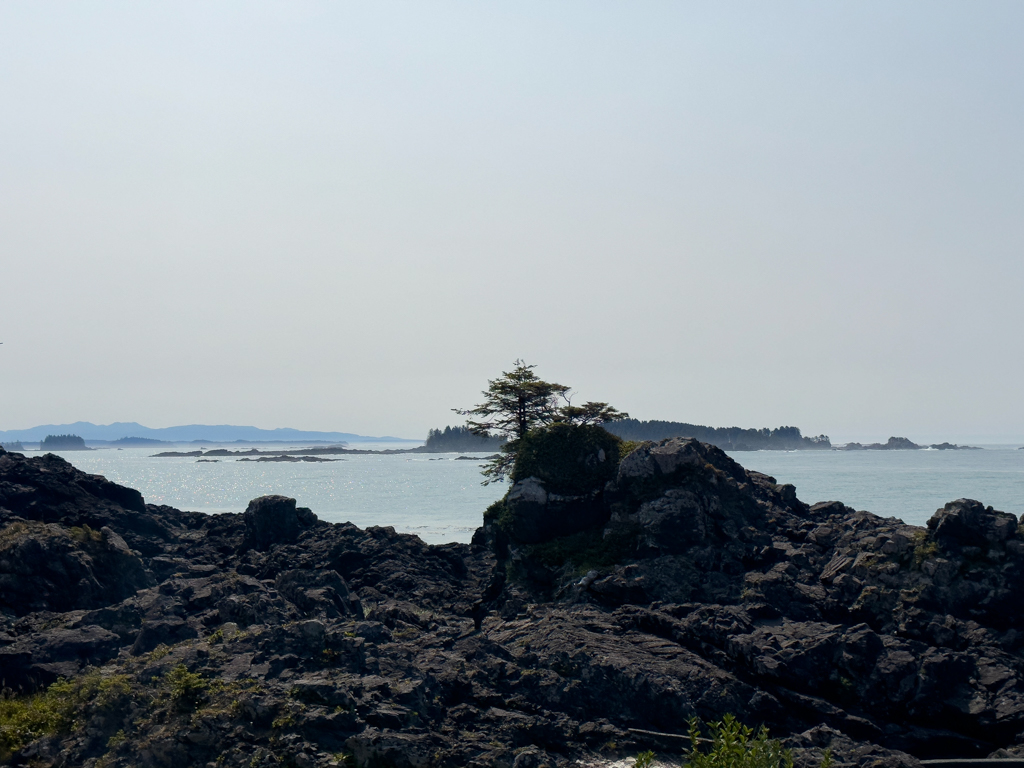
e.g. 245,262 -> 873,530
0,520 -> 150,615
275,568 -> 362,619
504,477 -> 609,544
0,624 -> 122,689
3,438 -> 1024,768
242,494 -> 317,551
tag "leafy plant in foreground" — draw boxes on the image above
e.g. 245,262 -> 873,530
684,715 -> 832,768
166,664 -> 207,709
0,673 -> 131,761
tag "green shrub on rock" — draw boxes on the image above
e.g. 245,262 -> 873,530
166,664 -> 207,709
525,524 -> 639,574
0,673 -> 131,762
684,715 -> 832,768
618,440 -> 644,460
511,422 -> 623,495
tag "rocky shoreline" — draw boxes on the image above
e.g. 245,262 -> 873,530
838,437 -> 981,451
2,440 -> 1024,768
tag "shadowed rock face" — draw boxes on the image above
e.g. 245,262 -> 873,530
0,520 -> 150,616
242,494 -> 306,550
2,441 -> 1024,768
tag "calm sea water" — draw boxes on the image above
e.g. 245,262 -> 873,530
36,444 -> 1024,544
724,446 -> 1024,526
44,444 -> 504,545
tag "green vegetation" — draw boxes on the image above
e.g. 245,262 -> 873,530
512,422 -> 623,495
635,750 -> 656,768
618,439 -> 643,460
70,523 -> 103,543
166,664 -> 207,709
107,729 -> 127,748
0,673 -> 131,762
423,425 -> 504,452
0,638 -> 267,763
524,523 -> 638,574
683,715 -> 832,768
455,360 -> 626,484
912,530 -> 939,567
483,498 -> 511,527
148,643 -> 172,661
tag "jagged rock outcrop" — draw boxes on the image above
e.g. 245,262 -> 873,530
0,520 -> 150,615
2,441 -> 1024,768
242,494 -> 316,550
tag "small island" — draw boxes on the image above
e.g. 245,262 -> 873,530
839,436 -> 981,450
40,434 -> 89,451
422,425 -> 504,452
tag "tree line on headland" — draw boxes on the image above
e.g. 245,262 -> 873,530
424,419 -> 831,453
604,420 -> 831,450
425,360 -> 833,459
423,426 -> 503,452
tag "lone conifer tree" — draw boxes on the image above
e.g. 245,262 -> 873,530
455,360 -> 627,484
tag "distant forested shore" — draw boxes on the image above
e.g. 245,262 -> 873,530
422,426 -> 504,452
419,420 -> 831,452
603,419 -> 831,451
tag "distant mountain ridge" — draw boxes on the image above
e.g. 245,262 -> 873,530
0,422 -> 416,444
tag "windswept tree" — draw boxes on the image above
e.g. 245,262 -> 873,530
455,360 -> 627,483
554,399 -> 628,427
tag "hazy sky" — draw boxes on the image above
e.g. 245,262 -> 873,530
1,2 -> 1022,443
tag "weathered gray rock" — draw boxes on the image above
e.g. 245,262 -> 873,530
928,499 -> 1019,550
0,625 -> 122,689
0,519 -> 150,615
243,494 -> 305,550
275,569 -> 362,619
131,616 -> 199,655
504,477 -> 608,544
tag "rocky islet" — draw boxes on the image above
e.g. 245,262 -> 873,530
1,439 -> 1024,768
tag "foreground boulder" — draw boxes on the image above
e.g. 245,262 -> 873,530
0,520 -> 150,615
242,494 -> 316,550
1,441 -> 1023,768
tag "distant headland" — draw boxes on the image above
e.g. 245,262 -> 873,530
604,419 -> 831,450
0,421 -> 417,445
838,436 -> 981,451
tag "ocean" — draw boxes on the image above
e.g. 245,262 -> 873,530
30,443 -> 1024,544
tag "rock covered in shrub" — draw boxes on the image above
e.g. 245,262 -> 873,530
487,423 -> 624,546
511,422 -> 623,494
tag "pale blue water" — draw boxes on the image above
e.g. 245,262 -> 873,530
725,446 -> 1024,526
43,445 -> 504,545
36,444 -> 1024,543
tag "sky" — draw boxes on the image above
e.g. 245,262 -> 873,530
1,2 -> 1022,444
